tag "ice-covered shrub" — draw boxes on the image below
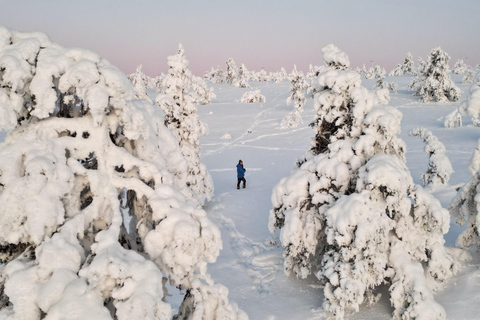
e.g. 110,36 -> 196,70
281,66 -> 308,129
410,127 -> 453,187
236,90 -> 266,103
408,48 -> 460,102
157,44 -> 214,206
270,48 -> 458,319
0,26 -> 245,320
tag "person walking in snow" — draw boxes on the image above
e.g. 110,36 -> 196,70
237,160 -> 246,189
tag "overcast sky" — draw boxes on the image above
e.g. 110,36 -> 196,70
1,0 -> 478,76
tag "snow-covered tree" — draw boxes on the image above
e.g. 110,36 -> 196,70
257,68 -> 269,82
281,66 -> 308,129
0,26 -> 246,320
451,77 -> 480,248
403,52 -> 415,74
279,67 -> 288,81
389,63 -> 404,76
408,48 -> 460,102
191,75 -> 216,105
235,64 -> 251,88
459,71 -> 480,121
306,64 -> 316,81
127,65 -> 151,102
321,44 -> 350,70
236,90 -> 266,103
154,73 -> 167,93
270,47 -> 458,319
452,59 -> 468,74
444,108 -> 463,128
157,44 -> 214,206
389,53 -> 415,76
410,128 -> 453,187
373,66 -> 397,93
463,67 -> 475,84
225,58 -> 238,84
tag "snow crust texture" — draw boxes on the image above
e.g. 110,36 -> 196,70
0,26 -> 245,320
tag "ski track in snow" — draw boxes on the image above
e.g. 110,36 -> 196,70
209,192 -> 283,293
204,90 -> 291,156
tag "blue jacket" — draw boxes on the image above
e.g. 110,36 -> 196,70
237,164 -> 245,178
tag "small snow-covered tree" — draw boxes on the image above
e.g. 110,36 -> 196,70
402,52 -> 415,74
306,64 -> 316,80
270,46 -> 458,319
225,58 -> 238,84
451,75 -> 480,247
281,65 -> 308,129
373,66 -> 397,93
410,128 -> 453,187
235,64 -> 251,88
257,68 -> 269,82
452,59 -> 468,74
389,63 -> 404,76
279,67 -> 288,81
463,67 -> 475,84
459,71 -> 480,121
191,75 -> 216,105
157,44 -> 214,206
127,65 -> 151,102
408,48 -> 460,102
0,26 -> 246,320
236,90 -> 265,103
444,108 -> 463,128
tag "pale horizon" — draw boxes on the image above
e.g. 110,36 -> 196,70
1,0 -> 479,76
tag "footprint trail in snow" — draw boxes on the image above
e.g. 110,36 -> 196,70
208,192 -> 283,293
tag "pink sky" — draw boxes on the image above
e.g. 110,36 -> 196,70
1,0 -> 479,76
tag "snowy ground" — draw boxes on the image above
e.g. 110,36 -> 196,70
2,74 -> 479,319
176,74 -> 478,319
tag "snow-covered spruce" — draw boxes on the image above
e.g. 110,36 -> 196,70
236,90 -> 266,103
191,75 -> 216,105
225,58 -> 238,84
458,71 -> 480,120
444,108 -> 463,129
373,66 -> 397,94
156,44 -> 214,206
0,27 -> 248,319
452,59 -> 468,75
408,47 -> 460,102
127,65 -> 151,102
280,65 -> 308,129
409,127 -> 453,187
234,64 -> 251,88
270,58 -> 458,318
390,52 -> 415,76
449,70 -> 480,249
463,67 -> 475,84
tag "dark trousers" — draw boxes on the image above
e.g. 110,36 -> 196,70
237,177 -> 246,188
